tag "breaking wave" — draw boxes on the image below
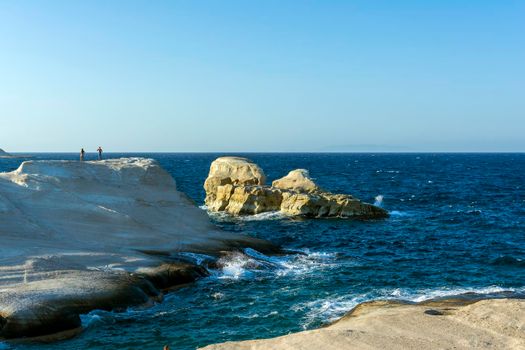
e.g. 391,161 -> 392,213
373,195 -> 384,207
296,285 -> 525,328
208,248 -> 338,281
200,205 -> 287,222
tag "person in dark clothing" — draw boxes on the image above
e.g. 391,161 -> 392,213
80,148 -> 85,161
97,146 -> 103,160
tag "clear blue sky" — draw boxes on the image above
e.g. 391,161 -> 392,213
1,1 -> 524,152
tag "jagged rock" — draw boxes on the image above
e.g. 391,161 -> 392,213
0,158 -> 278,340
204,157 -> 388,218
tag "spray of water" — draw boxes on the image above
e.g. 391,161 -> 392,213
374,195 -> 384,207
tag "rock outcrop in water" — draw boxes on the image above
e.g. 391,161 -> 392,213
0,158 -> 277,340
204,157 -> 387,218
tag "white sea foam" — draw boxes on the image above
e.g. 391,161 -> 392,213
376,170 -> 400,174
213,248 -> 338,280
80,310 -> 107,327
389,210 -> 411,217
403,285 -> 522,303
245,248 -> 338,277
297,285 -> 525,329
373,195 -> 384,207
216,252 -> 261,280
296,293 -> 373,328
211,292 -> 225,300
239,311 -> 279,319
200,205 -> 287,222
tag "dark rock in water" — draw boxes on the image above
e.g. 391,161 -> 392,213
138,262 -> 209,290
0,262 -> 214,340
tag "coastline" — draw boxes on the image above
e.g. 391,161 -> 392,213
0,158 -> 279,341
200,297 -> 525,349
1,153 -> 523,348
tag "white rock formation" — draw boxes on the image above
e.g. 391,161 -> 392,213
0,158 -> 276,339
204,157 -> 388,218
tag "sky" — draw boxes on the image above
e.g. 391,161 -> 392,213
0,0 -> 524,152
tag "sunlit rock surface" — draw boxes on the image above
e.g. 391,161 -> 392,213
204,157 -> 388,218
201,298 -> 525,350
0,158 -> 276,340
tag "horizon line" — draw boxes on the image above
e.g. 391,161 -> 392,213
5,151 -> 525,154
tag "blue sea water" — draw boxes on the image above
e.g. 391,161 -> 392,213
1,153 -> 524,350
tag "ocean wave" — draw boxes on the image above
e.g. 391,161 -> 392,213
212,248 -> 338,280
237,310 -> 279,319
376,170 -> 400,174
389,210 -> 411,217
240,211 -> 288,221
80,310 -> 112,328
200,205 -> 287,222
296,285 -> 525,329
394,285 -> 523,303
295,293 -> 373,328
215,251 -> 262,280
490,255 -> 525,267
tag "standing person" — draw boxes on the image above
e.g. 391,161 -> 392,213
97,146 -> 103,160
80,148 -> 85,161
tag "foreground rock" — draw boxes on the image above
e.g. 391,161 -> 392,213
201,298 -> 525,350
0,158 -> 277,340
204,157 -> 387,218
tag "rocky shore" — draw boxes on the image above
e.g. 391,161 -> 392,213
204,157 -> 387,218
201,297 -> 525,349
0,158 -> 278,340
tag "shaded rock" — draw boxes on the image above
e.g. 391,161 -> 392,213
204,157 -> 388,219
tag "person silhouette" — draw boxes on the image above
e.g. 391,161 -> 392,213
97,146 -> 103,160
80,148 -> 85,161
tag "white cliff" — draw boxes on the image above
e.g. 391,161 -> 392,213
0,158 -> 276,339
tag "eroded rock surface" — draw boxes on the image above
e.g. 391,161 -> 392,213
204,157 -> 388,218
0,158 -> 277,340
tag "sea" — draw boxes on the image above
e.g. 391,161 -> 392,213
1,153 -> 524,350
